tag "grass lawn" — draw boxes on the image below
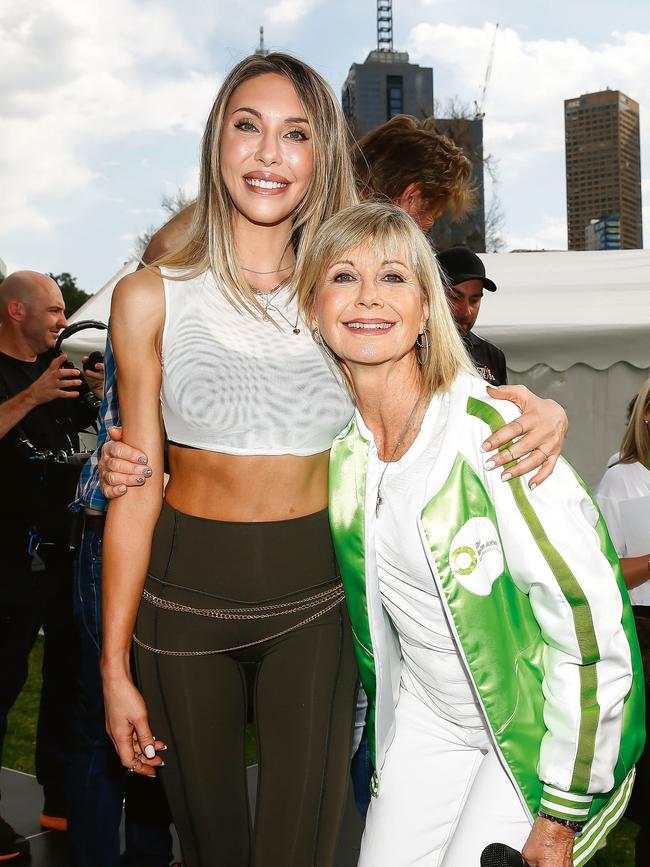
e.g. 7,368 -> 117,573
4,638 -> 639,864
4,635 -> 43,774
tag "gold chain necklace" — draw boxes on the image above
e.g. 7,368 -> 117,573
242,263 -> 294,275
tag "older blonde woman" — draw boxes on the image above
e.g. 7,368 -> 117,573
298,202 -> 644,867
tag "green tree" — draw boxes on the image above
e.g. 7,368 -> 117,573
48,272 -> 91,317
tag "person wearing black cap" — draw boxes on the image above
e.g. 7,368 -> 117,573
436,246 -> 508,386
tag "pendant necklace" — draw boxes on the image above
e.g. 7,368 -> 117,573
375,392 -> 425,517
251,280 -> 301,335
265,301 -> 301,334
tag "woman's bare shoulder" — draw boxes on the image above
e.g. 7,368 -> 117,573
111,266 -> 165,323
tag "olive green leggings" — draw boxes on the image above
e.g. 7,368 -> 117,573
134,503 -> 359,867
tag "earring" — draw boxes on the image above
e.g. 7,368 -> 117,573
416,330 -> 430,365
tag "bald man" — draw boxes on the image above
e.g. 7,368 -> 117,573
0,272 -> 100,859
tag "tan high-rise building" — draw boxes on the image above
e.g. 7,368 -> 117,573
564,89 -> 642,250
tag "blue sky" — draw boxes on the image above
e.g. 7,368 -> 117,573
1,0 -> 648,292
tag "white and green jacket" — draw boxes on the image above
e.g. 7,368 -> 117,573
328,374 -> 645,865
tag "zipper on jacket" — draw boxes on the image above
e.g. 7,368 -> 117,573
364,496 -> 384,798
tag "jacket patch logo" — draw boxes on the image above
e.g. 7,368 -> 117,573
449,517 -> 504,596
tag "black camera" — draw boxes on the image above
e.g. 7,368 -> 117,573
83,350 -> 104,374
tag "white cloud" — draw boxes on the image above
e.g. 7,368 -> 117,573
175,166 -> 201,203
1,257 -> 31,277
128,207 -> 165,216
407,22 -> 650,247
266,0 -> 322,24
505,217 -> 568,252
408,23 -> 650,150
0,0 -> 221,235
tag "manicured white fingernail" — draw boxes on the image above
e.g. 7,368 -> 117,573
481,440 -> 491,452
118,485 -> 127,493
485,460 -> 496,471
145,745 -> 156,759
529,482 -> 537,491
501,473 -> 512,482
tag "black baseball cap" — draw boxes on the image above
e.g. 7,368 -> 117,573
436,246 -> 497,292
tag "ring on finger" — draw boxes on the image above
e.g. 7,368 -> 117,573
504,446 -> 516,463
512,419 -> 524,437
535,446 -> 550,461
129,757 -> 141,773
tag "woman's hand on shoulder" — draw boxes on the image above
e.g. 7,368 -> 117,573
521,817 -> 575,867
100,427 -> 152,499
483,384 -> 569,488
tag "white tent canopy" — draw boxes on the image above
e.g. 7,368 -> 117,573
66,250 -> 650,487
477,249 -> 650,372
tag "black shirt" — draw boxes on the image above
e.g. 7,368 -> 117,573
0,350 -> 95,525
0,351 -> 87,455
463,331 -> 508,387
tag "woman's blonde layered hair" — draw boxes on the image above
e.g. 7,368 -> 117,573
158,53 -> 357,315
618,379 -> 650,468
297,202 -> 475,398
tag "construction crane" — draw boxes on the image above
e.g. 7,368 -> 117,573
475,22 -> 499,119
377,0 -> 394,52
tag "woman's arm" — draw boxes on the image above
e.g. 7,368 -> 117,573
619,555 -> 650,591
101,268 -> 166,776
473,398 -> 634,864
597,490 -> 650,591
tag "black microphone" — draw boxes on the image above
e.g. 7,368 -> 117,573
481,843 -> 531,867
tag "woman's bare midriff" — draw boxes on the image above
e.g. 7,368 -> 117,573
164,445 -> 331,522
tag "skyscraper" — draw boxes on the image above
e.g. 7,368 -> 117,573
428,117 -> 486,252
341,2 -> 433,137
342,51 -> 434,139
342,1 -> 485,250
564,90 -> 642,250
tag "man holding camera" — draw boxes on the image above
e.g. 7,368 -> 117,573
0,271 -> 102,862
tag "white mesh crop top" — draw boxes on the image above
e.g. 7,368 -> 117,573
159,268 -> 354,456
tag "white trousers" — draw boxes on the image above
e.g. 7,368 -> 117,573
359,689 -> 532,867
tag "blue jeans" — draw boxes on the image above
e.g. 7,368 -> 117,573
351,730 -> 372,819
68,526 -> 173,867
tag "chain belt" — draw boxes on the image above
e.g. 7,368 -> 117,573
132,580 -> 345,657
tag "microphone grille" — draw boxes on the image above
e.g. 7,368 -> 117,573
481,842 -> 521,867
